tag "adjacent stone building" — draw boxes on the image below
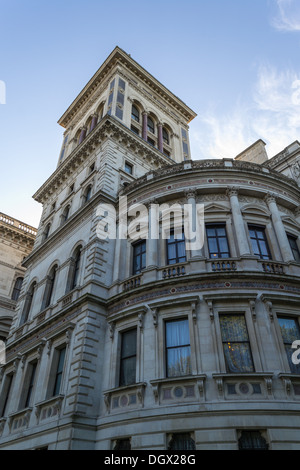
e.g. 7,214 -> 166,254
0,47 -> 300,450
0,213 -> 36,341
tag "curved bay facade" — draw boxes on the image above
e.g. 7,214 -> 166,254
0,47 -> 300,450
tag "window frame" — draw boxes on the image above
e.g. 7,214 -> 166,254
131,105 -> 140,123
276,314 -> 300,374
166,228 -> 186,265
132,240 -> 146,275
206,223 -> 230,259
165,318 -> 192,378
52,346 -> 67,397
248,224 -> 272,260
11,276 -> 23,301
287,233 -> 300,262
217,312 -> 255,374
119,328 -> 137,387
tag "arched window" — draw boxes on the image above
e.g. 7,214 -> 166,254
20,281 -> 36,325
61,205 -> 70,225
11,277 -> 23,301
131,105 -> 140,122
163,127 -> 169,145
42,265 -> 57,310
83,185 -> 92,204
42,223 -> 51,241
66,246 -> 82,293
147,116 -> 155,134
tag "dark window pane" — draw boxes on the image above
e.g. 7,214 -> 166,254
53,348 -> 66,396
278,317 -> 300,374
248,225 -> 271,260
169,433 -> 195,451
120,329 -> 137,386
219,315 -> 254,373
206,224 -> 230,258
114,439 -> 131,450
132,241 -> 146,274
238,431 -> 268,450
166,319 -> 191,377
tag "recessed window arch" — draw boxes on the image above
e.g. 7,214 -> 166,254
131,104 -> 140,123
42,222 -> 51,242
42,264 -> 58,310
11,277 -> 23,301
66,245 -> 83,293
162,127 -> 170,145
96,101 -> 104,120
82,184 -> 92,205
20,280 -> 37,325
61,205 -> 70,225
147,115 -> 155,134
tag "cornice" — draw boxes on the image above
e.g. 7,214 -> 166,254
57,46 -> 197,128
120,158 -> 300,206
33,115 -> 174,204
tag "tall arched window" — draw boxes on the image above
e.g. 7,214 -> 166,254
131,105 -> 140,122
66,246 -> 82,293
42,265 -> 58,310
11,277 -> 23,301
163,127 -> 169,145
42,223 -> 51,241
61,205 -> 70,225
147,116 -> 155,134
20,281 -> 36,325
83,185 -> 92,204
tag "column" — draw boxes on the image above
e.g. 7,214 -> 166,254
113,224 -> 127,282
185,190 -> 203,258
146,201 -> 158,268
142,112 -> 148,141
90,113 -> 98,132
265,193 -> 294,262
227,187 -> 251,256
158,123 -> 163,152
78,126 -> 87,144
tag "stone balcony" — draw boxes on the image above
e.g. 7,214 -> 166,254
113,256 -> 300,295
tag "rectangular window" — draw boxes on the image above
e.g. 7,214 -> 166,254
125,162 -> 133,175
24,362 -> 37,408
1,374 -> 13,417
238,431 -> 268,450
131,125 -> 139,135
287,234 -> 300,262
119,329 -> 137,386
219,315 -> 254,373
166,230 -> 186,265
165,319 -> 191,377
278,317 -> 300,374
206,224 -> 230,258
52,347 -> 66,396
132,240 -> 146,275
113,438 -> 131,450
248,225 -> 271,260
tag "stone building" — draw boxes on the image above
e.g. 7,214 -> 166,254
0,213 -> 36,341
0,47 -> 300,450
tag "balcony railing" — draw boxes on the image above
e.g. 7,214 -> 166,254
162,264 -> 186,279
210,259 -> 237,272
123,274 -> 142,292
260,260 -> 284,274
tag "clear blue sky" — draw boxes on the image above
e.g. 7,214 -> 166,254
1,0 -> 300,227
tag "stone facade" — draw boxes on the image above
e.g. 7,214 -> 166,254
0,47 -> 300,450
0,213 -> 36,340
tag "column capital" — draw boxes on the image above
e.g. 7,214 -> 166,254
264,192 -> 277,205
226,186 -> 240,197
184,188 -> 197,200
